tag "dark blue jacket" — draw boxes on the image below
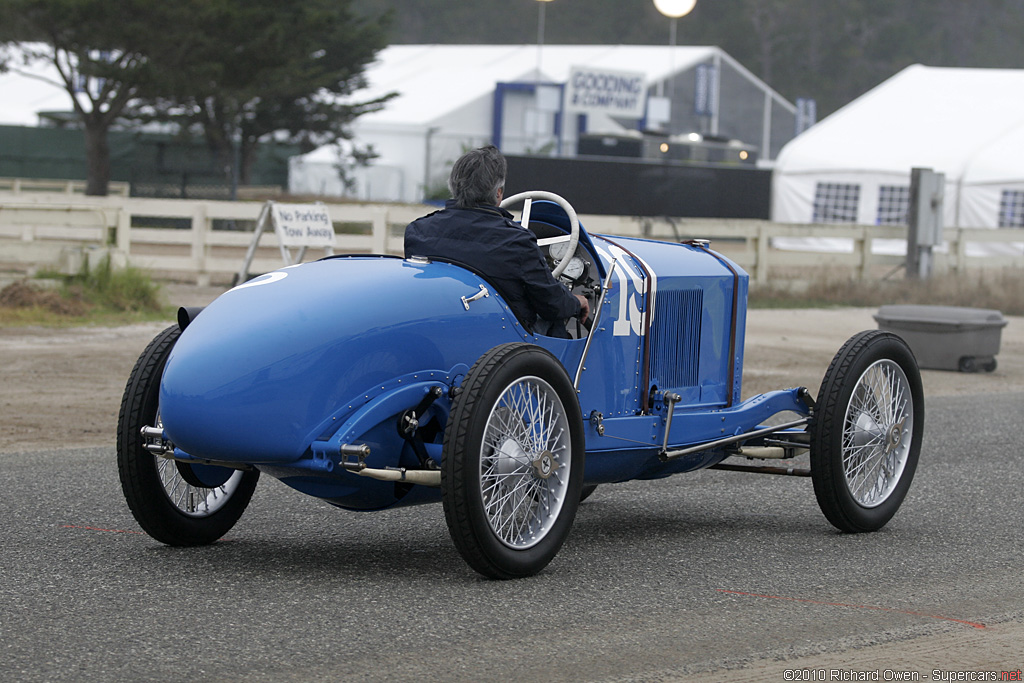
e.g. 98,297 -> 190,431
404,200 -> 582,332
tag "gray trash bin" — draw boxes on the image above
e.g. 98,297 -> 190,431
874,305 -> 1007,373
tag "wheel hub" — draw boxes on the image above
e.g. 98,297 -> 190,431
531,450 -> 558,479
886,423 -> 902,452
853,412 -> 883,449
886,416 -> 909,453
497,438 -> 528,475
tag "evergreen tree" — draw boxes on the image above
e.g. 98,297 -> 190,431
0,0 -> 391,195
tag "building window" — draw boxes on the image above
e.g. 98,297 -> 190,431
998,190 -> 1024,228
813,182 -> 860,223
877,185 -> 910,225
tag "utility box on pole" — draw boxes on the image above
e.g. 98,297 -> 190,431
906,167 -> 944,279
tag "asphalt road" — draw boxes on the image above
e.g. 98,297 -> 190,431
2,392 -> 1022,682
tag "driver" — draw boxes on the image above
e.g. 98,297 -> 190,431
404,145 -> 589,336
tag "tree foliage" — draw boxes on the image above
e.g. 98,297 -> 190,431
130,0 -> 393,189
0,0 -> 391,195
0,0 -> 198,194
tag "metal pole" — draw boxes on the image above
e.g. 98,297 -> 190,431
668,16 -> 677,94
423,127 -> 438,198
230,129 -> 240,201
537,1 -> 546,82
711,50 -> 721,136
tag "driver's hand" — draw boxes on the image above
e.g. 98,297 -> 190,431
575,294 -> 590,324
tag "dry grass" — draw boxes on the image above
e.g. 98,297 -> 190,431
0,280 -> 89,316
0,258 -> 169,327
751,267 -> 1024,315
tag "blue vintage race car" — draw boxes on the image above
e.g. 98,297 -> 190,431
117,191 -> 924,579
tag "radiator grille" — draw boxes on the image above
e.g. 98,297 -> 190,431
649,288 -> 702,389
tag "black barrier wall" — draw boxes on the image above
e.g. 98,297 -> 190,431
505,155 -> 770,219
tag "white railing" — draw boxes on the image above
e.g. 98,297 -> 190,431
0,177 -> 131,196
0,194 -> 428,284
1,192 -> 1021,285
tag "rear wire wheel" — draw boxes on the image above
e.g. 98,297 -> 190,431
442,343 -> 584,579
117,325 -> 259,545
811,330 -> 923,532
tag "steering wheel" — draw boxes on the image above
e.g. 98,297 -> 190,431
500,190 -> 581,280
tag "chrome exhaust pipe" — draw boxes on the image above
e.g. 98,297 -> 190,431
343,462 -> 441,487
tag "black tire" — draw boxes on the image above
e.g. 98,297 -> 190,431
579,485 -> 598,502
117,325 -> 259,545
442,343 -> 585,579
811,330 -> 923,532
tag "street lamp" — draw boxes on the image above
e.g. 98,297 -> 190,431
653,0 -> 696,52
532,0 -> 559,155
536,0 -> 555,82
653,0 -> 697,20
652,0 -> 697,127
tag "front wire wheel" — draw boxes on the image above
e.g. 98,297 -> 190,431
841,360 -> 913,507
443,343 -> 584,579
481,377 -> 572,549
117,325 -> 259,545
811,330 -> 924,532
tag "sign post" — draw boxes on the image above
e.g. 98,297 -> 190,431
235,201 -> 336,285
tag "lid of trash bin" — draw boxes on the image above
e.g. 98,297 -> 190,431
874,304 -> 1007,328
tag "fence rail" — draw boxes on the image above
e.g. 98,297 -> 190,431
0,177 -> 131,197
1,192 -> 1021,285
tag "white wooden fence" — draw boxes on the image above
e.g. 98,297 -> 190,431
0,178 -> 131,196
1,191 -> 1021,286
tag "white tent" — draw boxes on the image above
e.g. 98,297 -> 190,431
0,45 -> 81,126
291,44 -> 796,202
772,64 -> 1024,230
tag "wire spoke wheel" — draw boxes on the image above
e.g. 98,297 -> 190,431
443,343 -> 584,579
480,377 -> 571,549
117,325 -> 259,545
811,330 -> 923,532
841,360 -> 913,507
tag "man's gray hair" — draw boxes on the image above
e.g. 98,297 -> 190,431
448,145 -> 507,208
